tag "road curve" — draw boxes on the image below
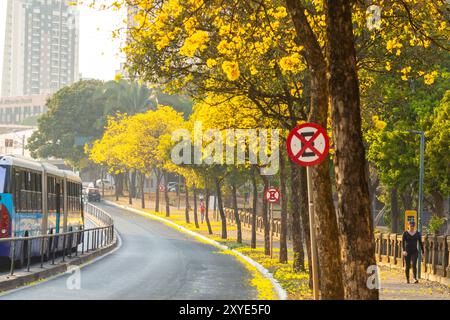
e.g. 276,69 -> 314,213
0,202 -> 257,300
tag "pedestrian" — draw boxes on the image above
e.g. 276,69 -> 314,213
402,220 -> 424,284
200,199 -> 205,224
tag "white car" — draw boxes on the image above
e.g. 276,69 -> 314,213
96,179 -> 114,190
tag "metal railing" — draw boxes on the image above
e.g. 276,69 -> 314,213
84,202 -> 114,226
0,203 -> 115,276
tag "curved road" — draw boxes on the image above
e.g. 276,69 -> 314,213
0,203 -> 257,300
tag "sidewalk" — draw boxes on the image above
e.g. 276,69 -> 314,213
379,266 -> 450,300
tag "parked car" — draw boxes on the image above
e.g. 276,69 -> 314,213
96,179 -> 114,190
86,187 -> 101,202
167,182 -> 178,192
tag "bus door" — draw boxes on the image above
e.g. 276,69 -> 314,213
55,183 -> 61,233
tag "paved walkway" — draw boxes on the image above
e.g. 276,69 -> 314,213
379,266 -> 450,300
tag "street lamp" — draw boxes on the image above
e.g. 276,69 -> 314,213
407,130 -> 425,279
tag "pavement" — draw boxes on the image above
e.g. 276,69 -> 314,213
0,202 -> 257,300
379,266 -> 450,300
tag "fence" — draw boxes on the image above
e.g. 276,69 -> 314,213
375,231 -> 450,285
224,208 -> 281,238
224,208 -> 450,285
0,202 -> 115,276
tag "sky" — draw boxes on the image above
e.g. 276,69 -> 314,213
0,1 -> 126,85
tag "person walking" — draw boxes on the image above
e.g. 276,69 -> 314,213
200,199 -> 206,224
402,220 -> 424,284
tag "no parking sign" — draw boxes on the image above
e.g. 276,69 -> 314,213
286,123 -> 329,167
265,187 -> 280,203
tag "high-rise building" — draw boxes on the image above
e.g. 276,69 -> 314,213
1,0 -> 79,97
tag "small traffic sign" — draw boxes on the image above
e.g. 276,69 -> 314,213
286,123 -> 330,167
265,187 -> 280,203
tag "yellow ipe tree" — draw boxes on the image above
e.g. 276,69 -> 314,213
189,94 -> 281,253
88,105 -> 185,212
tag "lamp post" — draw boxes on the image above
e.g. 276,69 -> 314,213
408,130 -> 425,279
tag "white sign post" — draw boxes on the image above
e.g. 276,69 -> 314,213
265,187 -> 280,259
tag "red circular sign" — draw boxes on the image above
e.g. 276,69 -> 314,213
265,187 -> 280,203
286,123 -> 330,167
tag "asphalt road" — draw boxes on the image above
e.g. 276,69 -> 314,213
0,202 -> 257,300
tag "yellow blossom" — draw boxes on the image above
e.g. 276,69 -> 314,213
222,61 -> 240,81
279,53 -> 301,72
179,30 -> 209,57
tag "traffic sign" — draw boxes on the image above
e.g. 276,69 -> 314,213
286,123 -> 329,167
265,187 -> 280,203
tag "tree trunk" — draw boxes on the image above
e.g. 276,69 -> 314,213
164,171 -> 170,217
431,190 -> 445,218
131,170 -> 137,198
140,171 -> 145,209
184,179 -> 190,223
325,0 -> 378,300
251,169 -> 258,249
215,178 -> 227,239
285,0 -> 345,299
193,184 -> 199,228
289,163 -> 306,272
155,169 -> 161,212
401,192 -> 413,212
204,179 -> 213,235
116,172 -> 124,197
232,182 -> 242,244
390,187 -> 399,233
279,154 -> 288,264
128,171 -> 133,205
114,173 -> 121,201
261,175 -> 270,255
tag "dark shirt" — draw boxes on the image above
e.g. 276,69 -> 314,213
402,231 -> 424,253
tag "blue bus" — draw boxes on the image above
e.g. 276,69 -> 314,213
0,155 -> 83,264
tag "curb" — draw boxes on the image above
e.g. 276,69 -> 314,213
104,200 -> 288,300
0,229 -> 118,293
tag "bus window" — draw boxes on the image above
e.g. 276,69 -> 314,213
0,166 -> 6,193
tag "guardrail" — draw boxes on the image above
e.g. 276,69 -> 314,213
85,201 -> 114,226
0,202 -> 114,276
